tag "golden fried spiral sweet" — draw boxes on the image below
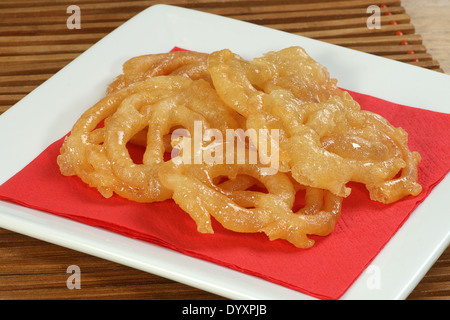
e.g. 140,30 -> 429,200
58,76 -> 192,202
107,50 -> 210,94
159,153 -> 343,248
58,47 -> 422,248
207,47 -> 422,203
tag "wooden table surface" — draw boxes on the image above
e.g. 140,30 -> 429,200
0,0 -> 449,300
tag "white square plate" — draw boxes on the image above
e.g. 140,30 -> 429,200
0,4 -> 449,300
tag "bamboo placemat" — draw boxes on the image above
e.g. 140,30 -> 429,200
0,0 -> 444,115
0,0 -> 448,300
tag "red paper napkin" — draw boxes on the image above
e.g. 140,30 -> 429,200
1,82 -> 449,300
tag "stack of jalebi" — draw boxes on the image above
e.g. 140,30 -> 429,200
57,47 -> 422,248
